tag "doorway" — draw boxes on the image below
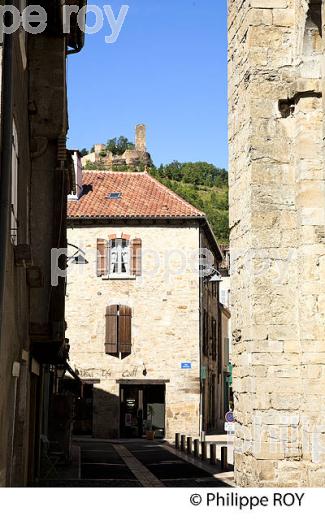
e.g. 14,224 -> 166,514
119,383 -> 165,439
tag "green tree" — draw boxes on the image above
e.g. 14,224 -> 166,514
106,136 -> 135,156
80,148 -> 89,157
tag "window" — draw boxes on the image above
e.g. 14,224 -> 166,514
105,305 -> 132,357
11,120 -> 18,245
110,238 -> 130,275
96,236 -> 142,278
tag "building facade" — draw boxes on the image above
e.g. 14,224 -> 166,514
229,0 -> 325,486
0,1 -> 86,486
66,170 -> 223,440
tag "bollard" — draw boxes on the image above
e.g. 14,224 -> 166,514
193,439 -> 200,458
187,436 -> 192,455
201,441 -> 208,461
175,433 -> 180,449
181,434 -> 186,452
210,444 -> 217,465
221,446 -> 228,470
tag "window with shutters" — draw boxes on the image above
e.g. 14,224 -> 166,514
105,305 -> 132,358
97,236 -> 142,279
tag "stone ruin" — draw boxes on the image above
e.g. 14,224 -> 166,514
81,124 -> 153,171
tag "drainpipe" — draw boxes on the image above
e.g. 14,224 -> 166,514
0,5 -> 14,350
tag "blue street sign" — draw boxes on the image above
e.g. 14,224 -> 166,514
181,362 -> 192,369
225,411 -> 234,423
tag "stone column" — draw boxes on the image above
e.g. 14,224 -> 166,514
229,0 -> 325,486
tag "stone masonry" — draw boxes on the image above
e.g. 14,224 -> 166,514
229,0 -> 325,486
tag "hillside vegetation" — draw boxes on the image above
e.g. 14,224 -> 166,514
150,162 -> 229,243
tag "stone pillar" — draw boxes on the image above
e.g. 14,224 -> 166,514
228,0 -> 325,486
135,124 -> 146,152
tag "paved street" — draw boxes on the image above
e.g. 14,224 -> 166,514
40,438 -> 233,487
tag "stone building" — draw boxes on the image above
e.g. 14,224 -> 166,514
66,170 -> 223,440
0,1 -> 86,486
81,124 -> 153,171
229,1 -> 325,485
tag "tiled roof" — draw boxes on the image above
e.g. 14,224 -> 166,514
67,171 -> 205,219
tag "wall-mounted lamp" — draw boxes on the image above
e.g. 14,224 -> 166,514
67,243 -> 88,265
56,365 -> 66,379
72,254 -> 88,264
204,267 -> 223,283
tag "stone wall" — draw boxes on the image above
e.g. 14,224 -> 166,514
0,33 -> 31,485
229,0 -> 325,486
66,224 -> 203,440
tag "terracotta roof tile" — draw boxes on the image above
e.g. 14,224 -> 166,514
67,171 -> 205,219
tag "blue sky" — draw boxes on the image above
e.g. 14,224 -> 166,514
67,0 -> 228,168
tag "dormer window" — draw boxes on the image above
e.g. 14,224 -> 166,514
107,192 -> 122,200
110,238 -> 129,275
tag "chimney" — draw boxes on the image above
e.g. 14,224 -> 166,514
68,150 -> 83,200
135,124 -> 146,152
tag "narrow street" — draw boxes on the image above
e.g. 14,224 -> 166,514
40,439 -> 233,487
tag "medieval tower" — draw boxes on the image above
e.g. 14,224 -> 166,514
229,0 -> 325,486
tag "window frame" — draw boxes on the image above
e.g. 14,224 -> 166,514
109,237 -> 130,276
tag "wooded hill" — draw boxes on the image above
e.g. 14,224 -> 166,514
149,162 -> 229,244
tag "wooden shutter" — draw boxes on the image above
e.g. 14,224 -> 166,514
118,305 -> 132,354
131,238 -> 142,276
97,239 -> 108,276
105,305 -> 118,354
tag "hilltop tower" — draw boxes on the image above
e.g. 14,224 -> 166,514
135,124 -> 147,152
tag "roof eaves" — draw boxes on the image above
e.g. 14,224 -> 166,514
67,214 -> 206,221
201,216 -> 224,262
